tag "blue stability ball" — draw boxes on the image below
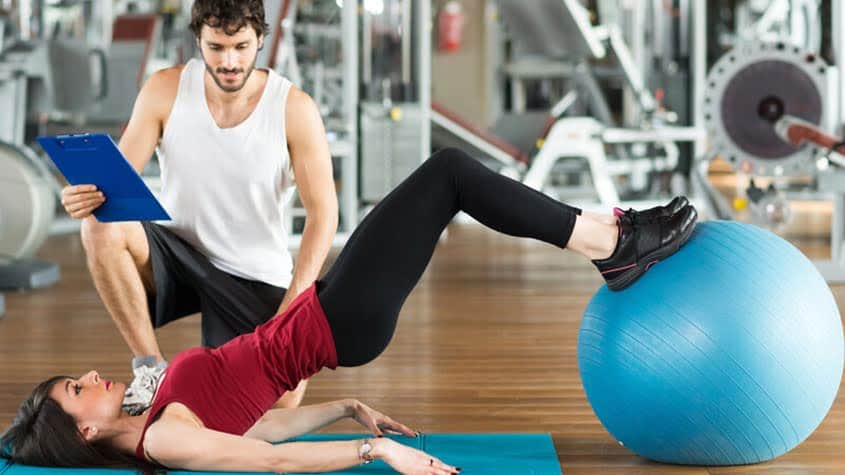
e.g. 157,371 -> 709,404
577,221 -> 844,466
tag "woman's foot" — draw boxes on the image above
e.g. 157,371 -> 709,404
593,204 -> 698,290
614,196 -> 689,224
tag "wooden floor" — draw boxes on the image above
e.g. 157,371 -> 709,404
1,223 -> 843,474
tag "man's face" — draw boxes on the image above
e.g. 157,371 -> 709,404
198,23 -> 263,93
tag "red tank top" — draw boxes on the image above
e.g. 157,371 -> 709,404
135,283 -> 337,460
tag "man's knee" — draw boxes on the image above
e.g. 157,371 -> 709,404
81,217 -> 154,287
80,217 -> 142,260
81,217 -> 118,253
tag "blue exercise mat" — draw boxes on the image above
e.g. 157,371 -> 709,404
1,433 -> 562,474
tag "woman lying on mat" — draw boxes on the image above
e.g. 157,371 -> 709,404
1,149 -> 696,475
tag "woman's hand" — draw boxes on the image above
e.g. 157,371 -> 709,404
349,400 -> 419,438
375,438 -> 461,475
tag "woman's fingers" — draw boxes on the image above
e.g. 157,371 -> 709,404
380,418 -> 418,437
366,417 -> 384,436
435,458 -> 460,474
383,427 -> 416,437
428,456 -> 460,475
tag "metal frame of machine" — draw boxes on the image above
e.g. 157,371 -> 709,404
283,0 -> 360,247
284,0 -> 431,245
693,3 -> 845,282
0,44 -> 61,290
492,0 -> 706,204
703,41 -> 837,176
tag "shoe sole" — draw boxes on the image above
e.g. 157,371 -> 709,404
605,211 -> 698,291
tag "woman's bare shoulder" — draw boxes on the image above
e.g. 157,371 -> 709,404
152,402 -> 205,430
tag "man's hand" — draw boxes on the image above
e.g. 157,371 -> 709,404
61,184 -> 105,218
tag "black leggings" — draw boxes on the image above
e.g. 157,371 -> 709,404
317,148 -> 581,366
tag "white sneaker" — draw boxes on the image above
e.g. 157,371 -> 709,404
122,358 -> 166,416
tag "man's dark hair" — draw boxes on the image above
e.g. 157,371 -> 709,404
189,0 -> 269,38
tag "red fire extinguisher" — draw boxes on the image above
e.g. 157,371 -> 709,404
438,1 -> 465,53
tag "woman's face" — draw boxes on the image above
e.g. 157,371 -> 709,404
47,370 -> 125,440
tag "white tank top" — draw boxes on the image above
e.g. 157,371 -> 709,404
157,58 -> 295,288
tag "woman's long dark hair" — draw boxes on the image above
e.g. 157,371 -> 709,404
0,375 -> 163,474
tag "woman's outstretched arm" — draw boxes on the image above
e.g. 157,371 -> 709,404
244,399 -> 352,442
245,398 -> 418,442
145,418 -> 368,472
143,418 -> 458,474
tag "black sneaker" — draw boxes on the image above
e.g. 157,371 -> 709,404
593,205 -> 698,291
613,196 -> 689,224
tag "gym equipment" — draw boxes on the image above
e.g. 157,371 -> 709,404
2,433 -> 562,474
0,34 -> 109,290
0,14 -> 113,290
0,37 -> 70,290
493,0 -> 705,204
0,38 -> 107,132
0,18 -> 12,308
281,0 -> 360,246
0,47 -> 56,292
86,14 -> 159,124
578,221 -> 844,466
431,100 -> 530,175
703,41 -> 834,177
695,40 -> 845,281
0,141 -> 59,290
358,0 -> 431,202
263,0 -> 300,85
734,0 -> 822,53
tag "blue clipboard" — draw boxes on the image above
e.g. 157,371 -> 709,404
37,133 -> 171,222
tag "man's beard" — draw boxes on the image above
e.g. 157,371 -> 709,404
203,53 -> 258,93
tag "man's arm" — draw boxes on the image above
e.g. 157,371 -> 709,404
61,67 -> 177,218
118,68 -> 178,173
276,87 -> 339,315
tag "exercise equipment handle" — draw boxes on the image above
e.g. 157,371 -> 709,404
89,47 -> 108,101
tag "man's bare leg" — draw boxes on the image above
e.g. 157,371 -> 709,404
80,216 -> 164,362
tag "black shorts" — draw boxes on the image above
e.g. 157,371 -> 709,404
142,222 -> 287,348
